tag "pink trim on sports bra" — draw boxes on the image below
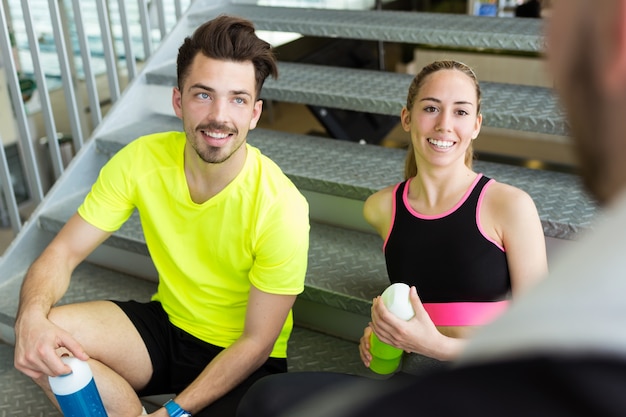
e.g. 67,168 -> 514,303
423,300 -> 509,326
403,174 -> 483,220
475,179 -> 506,252
382,182 -> 403,252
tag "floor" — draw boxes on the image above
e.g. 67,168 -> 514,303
0,343 -> 62,416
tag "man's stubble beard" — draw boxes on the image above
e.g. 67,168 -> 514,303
186,124 -> 244,165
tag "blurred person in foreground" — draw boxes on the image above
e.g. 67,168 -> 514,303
275,0 -> 626,415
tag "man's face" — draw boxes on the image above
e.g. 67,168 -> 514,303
546,0 -> 608,202
546,0 -> 584,86
172,54 -> 262,165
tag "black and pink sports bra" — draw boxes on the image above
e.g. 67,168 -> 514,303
383,174 -> 511,326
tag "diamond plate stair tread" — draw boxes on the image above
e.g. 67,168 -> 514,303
146,61 -> 567,137
94,115 -> 597,240
305,223 -> 387,316
39,192 -> 148,257
287,327 -> 368,376
0,342 -> 61,416
0,262 -> 157,323
0,326 -> 369,416
188,4 -> 544,53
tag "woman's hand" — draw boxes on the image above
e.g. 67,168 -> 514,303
370,286 -> 465,361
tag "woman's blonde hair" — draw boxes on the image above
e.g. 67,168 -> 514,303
403,60 -> 482,179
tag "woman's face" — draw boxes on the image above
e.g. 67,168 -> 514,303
402,69 -> 482,169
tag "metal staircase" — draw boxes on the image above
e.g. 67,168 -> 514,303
0,0 -> 598,413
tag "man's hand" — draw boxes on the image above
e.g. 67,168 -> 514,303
14,314 -> 88,379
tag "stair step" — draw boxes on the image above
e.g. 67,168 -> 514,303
145,60 -> 567,137
188,4 -> 544,53
94,115 -> 597,240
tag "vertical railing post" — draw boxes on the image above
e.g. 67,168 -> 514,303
155,0 -> 167,40
138,0 -> 153,60
117,0 -> 138,81
71,0 -> 103,129
22,1 -> 65,179
96,0 -> 121,104
174,0 -> 182,20
0,1 -> 44,220
49,0 -> 86,155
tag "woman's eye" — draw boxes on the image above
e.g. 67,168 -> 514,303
424,106 -> 437,113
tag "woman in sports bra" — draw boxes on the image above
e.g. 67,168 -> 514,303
360,60 -> 548,364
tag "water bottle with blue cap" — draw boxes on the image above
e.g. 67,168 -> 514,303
48,356 -> 108,416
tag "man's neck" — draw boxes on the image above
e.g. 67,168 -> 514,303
184,144 -> 248,204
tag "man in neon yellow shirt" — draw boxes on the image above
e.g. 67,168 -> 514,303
14,15 -> 310,417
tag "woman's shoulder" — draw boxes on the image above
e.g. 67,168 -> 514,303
482,177 -> 538,217
363,183 -> 399,232
484,178 -> 532,201
369,183 -> 398,198
365,183 -> 400,208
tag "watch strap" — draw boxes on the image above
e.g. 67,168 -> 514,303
163,399 -> 192,417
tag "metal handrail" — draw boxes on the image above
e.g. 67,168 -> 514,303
0,0 -> 189,245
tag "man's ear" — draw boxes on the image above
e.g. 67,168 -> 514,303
172,87 -> 183,119
603,0 -> 626,92
248,99 -> 264,130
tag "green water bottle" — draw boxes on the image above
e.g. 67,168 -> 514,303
369,283 -> 415,375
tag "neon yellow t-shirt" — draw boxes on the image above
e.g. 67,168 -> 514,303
78,131 -> 310,357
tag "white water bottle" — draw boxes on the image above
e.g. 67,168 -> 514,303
48,356 -> 108,416
369,283 -> 415,374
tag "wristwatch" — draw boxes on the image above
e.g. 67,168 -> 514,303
163,399 -> 192,417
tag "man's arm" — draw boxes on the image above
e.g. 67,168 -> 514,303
159,286 -> 296,415
14,213 -> 112,378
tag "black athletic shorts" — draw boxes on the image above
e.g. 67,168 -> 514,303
112,300 -> 287,416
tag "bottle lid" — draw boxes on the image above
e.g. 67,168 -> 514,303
381,283 -> 415,321
48,357 -> 93,395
